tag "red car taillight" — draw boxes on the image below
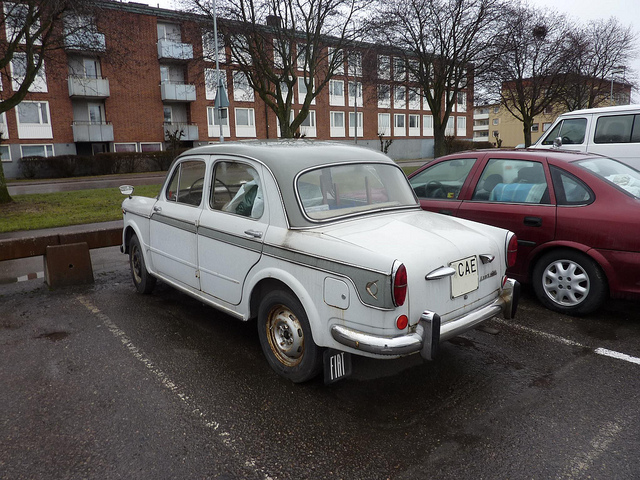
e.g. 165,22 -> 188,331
506,233 -> 518,268
392,262 -> 407,307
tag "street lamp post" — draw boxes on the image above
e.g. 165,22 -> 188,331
212,0 -> 229,142
610,66 -> 625,106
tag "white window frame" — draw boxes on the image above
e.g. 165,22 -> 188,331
207,106 -> 230,138
232,71 -> 254,102
205,68 -> 227,101
299,110 -> 316,137
0,145 -> 11,162
114,143 -> 137,153
4,3 -> 41,45
348,111 -> 363,138
16,101 -> 52,139
457,116 -> 467,136
297,77 -> 315,105
423,115 -> 434,136
273,38 -> 290,69
393,57 -> 406,81
330,111 -> 345,137
445,116 -> 455,136
378,113 -> 391,136
0,112 -> 8,140
140,143 -> 163,152
20,144 -> 53,158
394,86 -> 406,109
231,35 -> 252,65
408,114 -> 420,136
203,31 -> 225,63
378,85 -> 391,109
408,59 -> 419,82
378,55 -> 390,80
235,107 -> 256,137
297,43 -> 310,71
394,113 -> 406,137
457,91 -> 467,113
408,87 -> 420,110
348,81 -> 362,108
329,79 -> 345,106
11,52 -> 47,93
328,47 -> 344,75
348,51 -> 362,77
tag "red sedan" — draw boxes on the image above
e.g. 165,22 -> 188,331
408,149 -> 640,315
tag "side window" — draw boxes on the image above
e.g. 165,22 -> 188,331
165,160 -> 206,206
409,158 -> 476,199
594,114 -> 634,143
210,161 -> 264,218
473,159 -> 549,204
541,118 -> 587,145
550,166 -> 593,205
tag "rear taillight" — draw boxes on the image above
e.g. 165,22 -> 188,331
392,262 -> 407,307
506,233 -> 518,268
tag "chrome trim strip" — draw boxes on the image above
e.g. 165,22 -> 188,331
151,213 -> 197,234
425,266 -> 456,280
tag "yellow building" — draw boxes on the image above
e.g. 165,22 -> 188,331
473,104 -> 557,148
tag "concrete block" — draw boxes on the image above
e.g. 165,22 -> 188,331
44,242 -> 94,288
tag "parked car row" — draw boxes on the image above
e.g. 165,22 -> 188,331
120,141 -> 519,383
409,148 -> 640,316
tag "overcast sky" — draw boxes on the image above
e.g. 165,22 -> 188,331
137,0 -> 640,100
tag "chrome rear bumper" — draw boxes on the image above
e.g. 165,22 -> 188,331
330,278 -> 520,361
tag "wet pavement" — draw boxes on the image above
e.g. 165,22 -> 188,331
1,250 -> 640,479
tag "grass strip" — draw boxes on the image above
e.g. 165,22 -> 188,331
0,184 -> 161,233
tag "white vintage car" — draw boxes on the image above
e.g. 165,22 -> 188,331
120,141 -> 520,383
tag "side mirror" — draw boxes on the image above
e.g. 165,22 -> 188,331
553,137 -> 563,148
119,185 -> 134,197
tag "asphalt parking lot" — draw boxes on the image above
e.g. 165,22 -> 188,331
2,248 -> 640,479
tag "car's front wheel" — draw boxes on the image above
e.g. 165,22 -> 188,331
257,290 -> 322,383
129,234 -> 156,294
532,249 -> 607,316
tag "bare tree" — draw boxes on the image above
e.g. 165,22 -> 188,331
183,0 -> 364,138
487,3 -> 572,147
559,17 -> 637,111
367,0 -> 501,157
0,0 -> 103,204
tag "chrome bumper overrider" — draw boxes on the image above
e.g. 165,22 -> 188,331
330,278 -> 520,361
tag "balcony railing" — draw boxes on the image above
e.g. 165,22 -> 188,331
72,121 -> 114,142
163,123 -> 199,141
158,39 -> 193,61
68,76 -> 110,98
161,82 -> 196,102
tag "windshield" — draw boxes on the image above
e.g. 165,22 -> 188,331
296,163 -> 418,221
576,157 -> 640,199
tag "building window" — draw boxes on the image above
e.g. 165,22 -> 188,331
0,145 -> 11,162
492,118 -> 499,125
493,106 -> 500,114
408,87 -> 420,110
114,143 -> 137,152
423,115 -> 434,136
409,114 -> 420,136
205,68 -> 227,101
4,3 -> 40,44
233,71 -> 254,102
297,43 -> 310,70
299,110 -> 316,137
141,143 -> 162,152
531,123 -> 539,133
378,85 -> 391,108
16,101 -> 52,139
394,113 -> 406,136
378,113 -> 391,136
328,47 -> 343,75
349,111 -> 363,137
207,106 -> 229,138
231,35 -> 252,65
11,52 -> 47,93
235,107 -> 256,137
330,111 -> 345,137
457,116 -> 467,136
298,77 -> 315,105
457,92 -> 467,113
445,116 -> 455,136
348,51 -> 362,77
203,30 -> 225,63
20,144 -> 54,158
393,57 -> 406,81
394,86 -> 406,109
163,106 -> 173,124
329,79 -> 345,106
348,81 -> 362,107
378,55 -> 390,80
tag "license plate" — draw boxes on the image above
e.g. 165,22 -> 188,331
323,349 -> 352,384
449,255 -> 479,298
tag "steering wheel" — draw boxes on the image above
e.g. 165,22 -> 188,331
214,178 -> 234,202
426,180 -> 446,198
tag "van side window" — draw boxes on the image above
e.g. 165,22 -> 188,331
594,115 -> 635,144
541,118 -> 587,145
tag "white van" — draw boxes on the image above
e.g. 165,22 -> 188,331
530,104 -> 640,169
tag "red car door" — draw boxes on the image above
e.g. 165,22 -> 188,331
456,156 -> 557,281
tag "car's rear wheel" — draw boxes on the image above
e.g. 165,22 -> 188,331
532,249 -> 607,316
129,234 -> 156,294
257,290 -> 322,383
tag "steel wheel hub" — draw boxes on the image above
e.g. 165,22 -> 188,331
266,305 -> 304,367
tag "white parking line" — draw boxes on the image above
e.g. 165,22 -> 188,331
75,295 -> 274,480
493,319 -> 640,367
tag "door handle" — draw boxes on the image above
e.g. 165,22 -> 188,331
523,216 -> 542,227
153,206 -> 162,212
244,229 -> 263,239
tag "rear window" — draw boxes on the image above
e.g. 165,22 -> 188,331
576,157 -> 640,199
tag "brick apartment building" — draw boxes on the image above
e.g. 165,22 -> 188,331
0,0 -> 473,178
